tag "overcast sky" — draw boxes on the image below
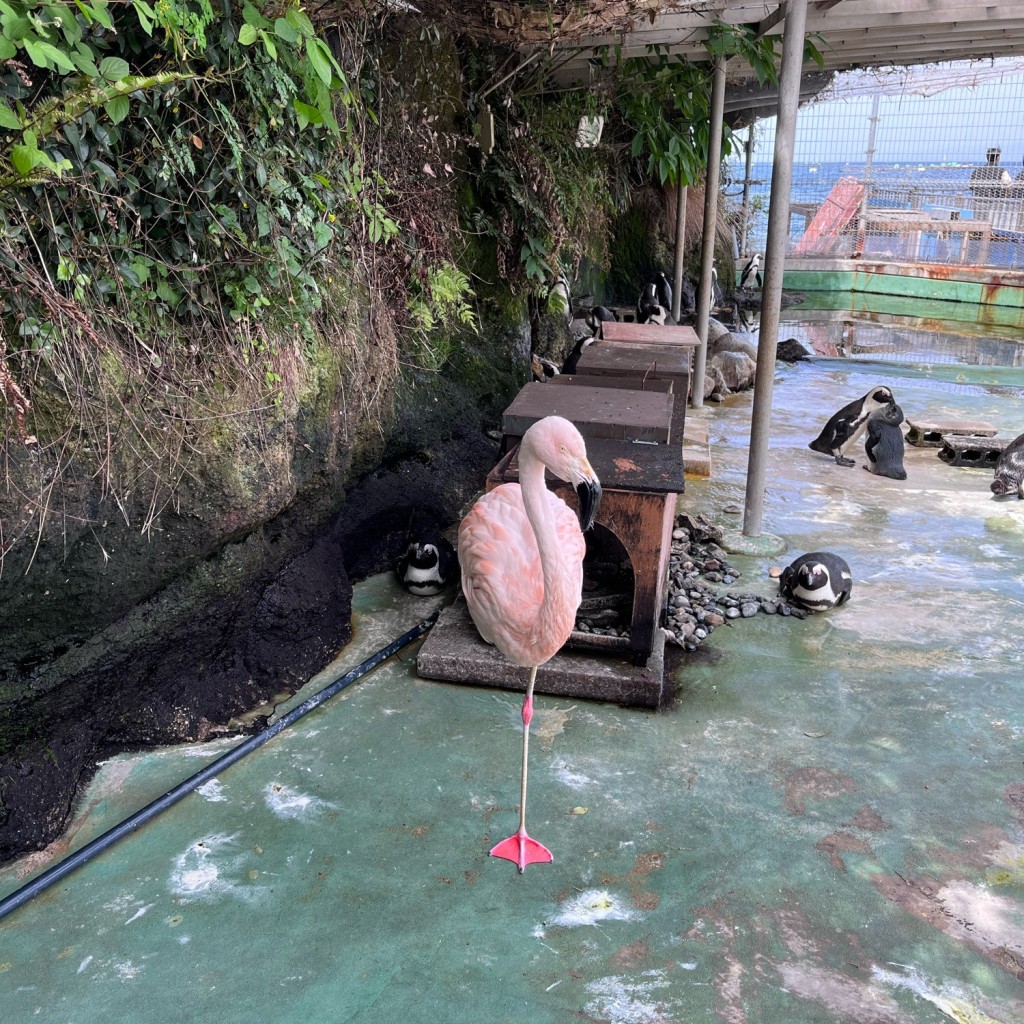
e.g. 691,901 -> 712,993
745,72 -> 1024,167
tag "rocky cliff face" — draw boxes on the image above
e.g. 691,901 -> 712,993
0,294 -> 528,864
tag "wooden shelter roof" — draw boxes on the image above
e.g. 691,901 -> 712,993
425,2 -> 1024,89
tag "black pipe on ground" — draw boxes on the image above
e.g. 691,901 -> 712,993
0,610 -> 440,923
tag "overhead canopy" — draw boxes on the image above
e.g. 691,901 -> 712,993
450,1 -> 1024,84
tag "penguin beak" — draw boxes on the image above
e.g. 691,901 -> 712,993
573,458 -> 602,532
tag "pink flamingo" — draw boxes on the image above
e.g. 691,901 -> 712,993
458,416 -> 602,871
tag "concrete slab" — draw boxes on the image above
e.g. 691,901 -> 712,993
5,342 -> 1024,1024
416,599 -> 665,708
906,417 -> 997,447
683,417 -> 712,476
938,433 -> 1012,467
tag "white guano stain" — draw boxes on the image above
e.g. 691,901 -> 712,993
263,782 -> 335,821
585,971 -> 674,1024
873,964 -> 1011,1024
169,833 -> 260,903
549,890 -> 635,928
197,779 -> 228,802
553,761 -> 592,789
124,903 -> 154,925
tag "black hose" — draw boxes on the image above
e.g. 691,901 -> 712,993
0,610 -> 439,923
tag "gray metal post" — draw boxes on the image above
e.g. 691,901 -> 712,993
742,0 -> 808,537
855,92 -> 880,255
691,54 -> 726,408
671,179 -> 687,323
739,127 -> 754,257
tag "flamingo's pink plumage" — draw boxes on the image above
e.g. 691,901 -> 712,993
458,415 -> 601,871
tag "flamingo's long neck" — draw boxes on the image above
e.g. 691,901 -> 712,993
518,444 -> 576,640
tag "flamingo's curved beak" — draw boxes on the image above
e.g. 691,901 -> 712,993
575,460 -> 602,532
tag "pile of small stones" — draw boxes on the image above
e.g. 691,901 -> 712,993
663,513 -> 808,652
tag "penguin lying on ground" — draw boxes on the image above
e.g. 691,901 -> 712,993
779,552 -> 852,612
396,525 -> 458,596
808,386 -> 896,467
864,403 -> 907,480
991,431 -> 1024,499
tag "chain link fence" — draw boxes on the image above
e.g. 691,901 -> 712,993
731,59 -> 1024,270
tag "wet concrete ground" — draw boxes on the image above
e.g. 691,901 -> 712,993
2,353 -> 1024,1023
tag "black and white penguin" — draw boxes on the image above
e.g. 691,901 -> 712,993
531,353 -> 560,381
779,552 -> 852,612
396,529 -> 458,596
655,271 -> 673,312
546,274 -> 573,321
636,281 -> 658,323
808,386 -> 896,467
590,304 -> 619,325
561,334 -> 597,374
645,304 -> 676,326
864,403 -> 907,480
739,253 -> 762,290
991,431 -> 1024,499
710,260 -> 723,308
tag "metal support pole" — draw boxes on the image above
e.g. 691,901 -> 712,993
739,127 -> 754,257
741,0 -> 808,537
855,92 -> 880,256
670,179 -> 687,323
691,54 -> 726,409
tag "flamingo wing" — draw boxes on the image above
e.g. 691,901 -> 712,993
458,483 -> 585,667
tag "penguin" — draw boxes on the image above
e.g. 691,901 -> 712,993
864,403 -> 907,480
779,551 -> 852,612
655,271 -> 673,312
644,304 -> 676,326
561,334 -> 597,374
530,353 -> 560,381
546,274 -> 573,321
991,431 -> 1024,499
396,528 -> 458,597
739,253 -> 762,290
808,386 -> 896,467
590,305 -> 619,324
636,281 -> 658,323
710,260 -> 723,308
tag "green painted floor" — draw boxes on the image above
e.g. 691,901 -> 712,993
3,355 -> 1024,1023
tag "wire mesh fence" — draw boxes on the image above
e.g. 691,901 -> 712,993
729,59 -> 1024,271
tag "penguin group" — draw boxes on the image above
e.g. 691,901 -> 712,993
636,271 -> 676,325
808,386 -> 899,468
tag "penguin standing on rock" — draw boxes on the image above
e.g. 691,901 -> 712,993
739,253 -> 762,290
710,260 -> 723,308
864,403 -> 907,480
396,525 -> 458,596
809,386 -> 896,467
546,274 -> 573,321
779,552 -> 852,612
